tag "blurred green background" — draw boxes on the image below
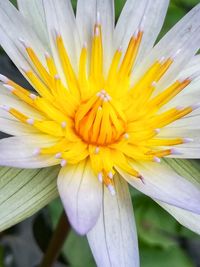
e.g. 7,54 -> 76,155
0,0 -> 200,267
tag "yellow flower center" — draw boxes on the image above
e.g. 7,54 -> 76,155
0,20 -> 196,194
74,89 -> 126,146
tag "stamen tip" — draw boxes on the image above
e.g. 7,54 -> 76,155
108,171 -> 113,179
154,156 -> 161,163
96,92 -> 101,97
133,29 -> 139,38
44,51 -> 51,59
170,148 -> 182,155
61,159 -> 67,167
29,93 -> 37,100
95,146 -> 100,154
107,184 -> 116,196
159,56 -> 166,63
176,106 -> 184,111
33,148 -> 41,156
118,46 -> 122,52
155,128 -> 160,134
54,74 -> 60,80
61,121 -> 67,128
3,84 -> 14,92
55,29 -> 61,38
83,41 -> 87,48
103,96 -> 109,102
0,104 -> 10,112
107,95 -> 112,101
21,66 -> 30,73
26,118 -> 34,125
55,152 -> 62,159
124,133 -> 129,140
19,38 -> 29,47
152,81 -> 157,87
183,138 -> 194,143
94,27 -> 100,36
138,174 -> 145,184
98,172 -> 103,183
0,74 -> 9,83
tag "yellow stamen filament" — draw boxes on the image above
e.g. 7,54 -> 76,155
24,70 -> 53,100
108,48 -> 122,82
45,53 -> 57,77
90,24 -> 103,80
25,46 -> 52,86
119,31 -> 143,77
148,79 -> 191,109
8,108 -> 30,123
56,34 -> 80,99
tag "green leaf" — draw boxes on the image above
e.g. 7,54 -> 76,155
0,166 -> 59,231
63,231 -> 95,267
48,198 -> 63,228
164,159 -> 200,185
140,247 -> 194,267
115,0 -> 126,20
159,4 -> 185,39
134,196 -> 178,248
10,0 -> 17,6
48,198 -> 95,267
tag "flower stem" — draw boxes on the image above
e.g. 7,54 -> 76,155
39,211 -> 70,267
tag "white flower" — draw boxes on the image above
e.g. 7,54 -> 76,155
0,0 -> 200,266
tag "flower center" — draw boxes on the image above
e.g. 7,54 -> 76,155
74,90 -> 126,146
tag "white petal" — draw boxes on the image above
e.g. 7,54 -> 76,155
179,54 -> 200,81
115,0 -> 169,67
157,200 -> 200,235
76,0 -> 96,48
0,117 -> 39,136
42,0 -> 81,83
76,0 -> 114,71
17,0 -> 49,47
57,160 -> 102,235
87,173 -> 139,267
117,161 -> 200,214
0,135 -> 60,168
0,1 -> 49,77
133,4 -> 200,89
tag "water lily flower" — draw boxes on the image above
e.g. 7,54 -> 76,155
0,0 -> 200,266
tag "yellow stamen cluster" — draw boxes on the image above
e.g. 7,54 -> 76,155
0,20 -> 196,194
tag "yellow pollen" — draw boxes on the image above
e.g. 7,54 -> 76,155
1,21 -> 198,194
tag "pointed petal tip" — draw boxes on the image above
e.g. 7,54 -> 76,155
57,162 -> 102,237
